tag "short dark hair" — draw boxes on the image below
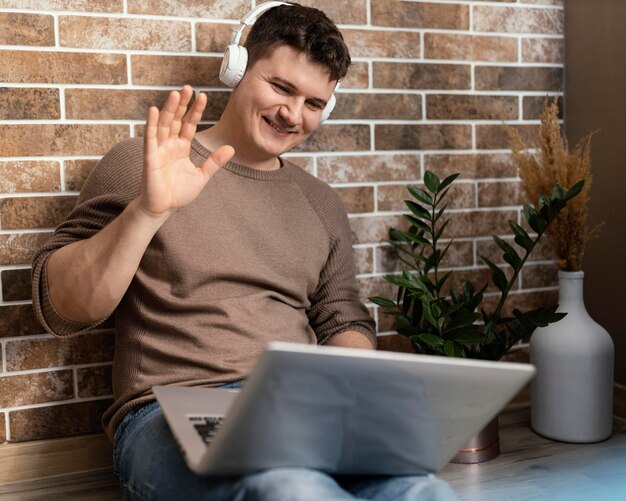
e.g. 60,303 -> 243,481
244,3 -> 351,81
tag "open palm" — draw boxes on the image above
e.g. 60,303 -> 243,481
140,85 -> 234,219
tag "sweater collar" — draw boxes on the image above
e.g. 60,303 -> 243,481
191,138 -> 289,181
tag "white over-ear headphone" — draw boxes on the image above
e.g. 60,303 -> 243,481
219,1 -> 337,123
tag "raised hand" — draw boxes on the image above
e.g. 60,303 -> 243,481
139,85 -> 234,220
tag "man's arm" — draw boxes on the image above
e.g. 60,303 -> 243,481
46,86 -> 234,323
325,330 -> 375,350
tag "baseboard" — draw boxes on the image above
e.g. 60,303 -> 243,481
614,383 -> 626,420
0,433 -> 113,486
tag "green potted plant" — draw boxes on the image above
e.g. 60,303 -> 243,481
369,112 -> 586,460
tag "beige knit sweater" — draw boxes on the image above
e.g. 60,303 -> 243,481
32,137 -> 376,441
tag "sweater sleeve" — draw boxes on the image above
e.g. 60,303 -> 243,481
300,182 -> 377,347
31,138 -> 143,337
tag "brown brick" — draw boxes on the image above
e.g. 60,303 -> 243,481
0,160 -> 61,193
522,262 -> 559,289
0,1 -> 123,12
293,125 -> 370,153
64,159 -> 99,192
0,196 -> 77,231
196,23 -> 235,53
66,89 -> 171,120
297,0 -> 367,24
475,66 -> 562,91
132,55 -> 222,87
335,186 -> 374,214
425,33 -> 517,62
372,0 -> 469,30
353,247 -> 374,275
427,95 -> 518,120
0,304 -> 44,338
77,365 -> 113,398
1,269 -> 32,302
317,155 -> 420,184
128,0 -> 247,18
332,93 -> 422,120
523,95 -> 563,120
0,88 -> 59,120
447,210 -> 518,238
0,370 -> 74,408
478,181 -> 524,207
523,0 -> 563,5
0,13 -> 54,46
522,37 -> 564,64
376,240 -> 474,273
424,153 -> 518,179
343,62 -> 369,89
0,413 -> 5,443
376,124 -> 472,151
342,29 -> 421,59
442,267 -> 502,296
59,16 -> 191,51
5,331 -> 114,371
350,215 -> 406,245
358,275 -> 396,305
476,124 -> 539,150
0,233 -> 52,266
373,62 -> 471,90
0,124 -> 128,157
377,183 -> 475,212
474,6 -> 563,34
9,399 -> 112,442
0,51 -> 126,84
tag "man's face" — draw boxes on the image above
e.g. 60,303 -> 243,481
229,44 -> 337,163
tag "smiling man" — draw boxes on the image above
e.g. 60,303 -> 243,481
31,2 -> 458,500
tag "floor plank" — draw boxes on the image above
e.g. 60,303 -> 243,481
439,413 -> 626,500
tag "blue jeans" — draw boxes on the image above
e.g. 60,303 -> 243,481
113,398 -> 460,501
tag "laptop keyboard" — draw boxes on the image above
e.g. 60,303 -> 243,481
188,415 -> 225,445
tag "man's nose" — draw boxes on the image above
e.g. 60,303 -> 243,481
278,97 -> 304,127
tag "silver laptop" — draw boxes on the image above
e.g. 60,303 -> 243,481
153,341 -> 534,476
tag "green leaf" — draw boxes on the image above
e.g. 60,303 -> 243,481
408,185 -> 433,205
444,340 -> 455,357
434,204 -> 448,223
405,200 -> 431,219
439,173 -> 460,192
564,180 -> 584,201
481,256 -> 508,292
434,219 -> 451,242
412,333 -> 445,349
404,215 -> 430,233
369,296 -> 397,308
453,330 -> 486,345
551,184 -> 566,201
509,221 -> 534,251
528,213 -> 547,234
424,170 -> 441,193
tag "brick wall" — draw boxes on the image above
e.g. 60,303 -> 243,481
0,0 -> 564,443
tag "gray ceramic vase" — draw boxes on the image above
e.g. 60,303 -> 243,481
530,271 -> 614,443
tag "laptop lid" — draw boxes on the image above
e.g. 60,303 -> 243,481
155,342 -> 534,476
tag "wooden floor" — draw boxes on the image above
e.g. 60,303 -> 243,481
440,410 -> 626,500
2,411 -> 626,500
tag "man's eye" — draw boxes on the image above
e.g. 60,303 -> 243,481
272,83 -> 289,94
306,101 -> 322,111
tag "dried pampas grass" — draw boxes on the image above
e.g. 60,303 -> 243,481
507,97 -> 601,271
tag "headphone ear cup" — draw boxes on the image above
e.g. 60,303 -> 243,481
220,44 -> 249,88
320,92 -> 336,123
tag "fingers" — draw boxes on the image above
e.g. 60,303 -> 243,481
179,92 -> 207,142
199,145 -> 235,181
169,85 -> 194,138
144,106 -> 159,158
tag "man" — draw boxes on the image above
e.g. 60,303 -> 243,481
32,3 -> 459,500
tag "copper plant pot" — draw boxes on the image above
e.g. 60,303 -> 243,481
450,416 -> 500,463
